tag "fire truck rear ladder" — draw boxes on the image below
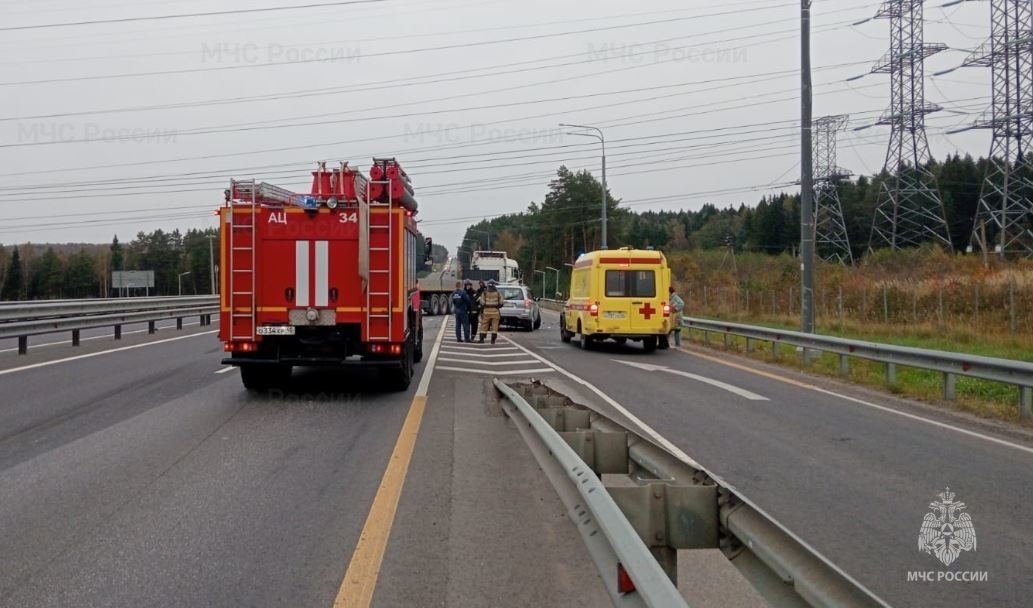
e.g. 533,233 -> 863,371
229,179 -> 257,341
366,182 -> 393,342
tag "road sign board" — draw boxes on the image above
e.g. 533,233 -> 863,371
112,270 -> 155,289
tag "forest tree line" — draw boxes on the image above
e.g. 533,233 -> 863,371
459,155 -> 999,283
0,153 -> 1008,300
1,228 -> 218,300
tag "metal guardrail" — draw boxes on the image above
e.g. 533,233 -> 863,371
494,379 -> 686,607
495,379 -> 889,608
681,317 -> 1033,419
0,296 -> 218,354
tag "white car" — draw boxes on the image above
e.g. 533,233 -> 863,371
496,284 -> 542,331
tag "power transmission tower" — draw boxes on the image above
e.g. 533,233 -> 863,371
952,0 -> 1033,260
813,115 -> 854,264
864,1 -> 954,252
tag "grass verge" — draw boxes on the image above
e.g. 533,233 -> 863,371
681,324 -> 1031,426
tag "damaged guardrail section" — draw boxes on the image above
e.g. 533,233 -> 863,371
494,379 -> 889,608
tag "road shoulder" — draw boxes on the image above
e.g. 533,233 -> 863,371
374,369 -> 609,607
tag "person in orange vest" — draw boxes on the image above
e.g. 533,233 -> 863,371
478,280 -> 503,344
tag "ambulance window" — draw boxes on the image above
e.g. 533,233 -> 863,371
605,271 -> 624,297
605,270 -> 656,297
631,271 -> 656,297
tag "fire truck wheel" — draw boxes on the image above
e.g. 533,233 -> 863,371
413,326 -> 424,363
388,339 -> 414,391
240,364 -> 291,391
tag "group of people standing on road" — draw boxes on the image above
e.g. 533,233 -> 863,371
451,279 -> 503,344
450,280 -> 686,348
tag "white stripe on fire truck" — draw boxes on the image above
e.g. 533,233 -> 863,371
296,240 -> 310,307
315,240 -> 329,307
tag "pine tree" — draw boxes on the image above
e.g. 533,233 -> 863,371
29,248 -> 63,299
63,250 -> 97,298
2,246 -> 23,300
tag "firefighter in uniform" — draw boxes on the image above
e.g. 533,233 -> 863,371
478,280 -> 503,344
464,280 -> 480,338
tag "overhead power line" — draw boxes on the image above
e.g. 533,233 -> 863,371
0,0 -> 387,32
0,3 -> 810,87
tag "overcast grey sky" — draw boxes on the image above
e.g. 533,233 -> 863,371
0,0 -> 991,252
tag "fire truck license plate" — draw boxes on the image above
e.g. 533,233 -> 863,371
257,326 -> 295,336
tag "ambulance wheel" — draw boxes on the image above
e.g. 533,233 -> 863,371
577,324 -> 593,351
240,364 -> 291,392
643,336 -> 658,353
658,335 -> 670,350
560,317 -> 572,343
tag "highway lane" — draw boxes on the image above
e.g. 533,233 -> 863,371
0,316 -> 608,607
503,309 -> 1033,608
0,320 -> 417,607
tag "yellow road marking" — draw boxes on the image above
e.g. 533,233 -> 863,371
333,318 -> 447,607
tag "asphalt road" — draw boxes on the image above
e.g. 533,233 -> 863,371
0,316 -> 605,607
498,309 -> 1033,608
4,307 -> 1032,607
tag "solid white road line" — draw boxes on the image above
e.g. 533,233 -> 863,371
214,366 -> 238,374
0,330 -> 219,377
415,314 -> 449,396
499,334 -> 712,471
435,366 -> 554,376
613,359 -> 768,401
679,348 -> 1033,458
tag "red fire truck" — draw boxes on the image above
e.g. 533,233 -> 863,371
218,159 -> 425,391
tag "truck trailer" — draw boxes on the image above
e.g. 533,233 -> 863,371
218,159 -> 424,391
465,251 -> 521,285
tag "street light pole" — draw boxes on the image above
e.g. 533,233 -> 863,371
178,271 -> 191,296
559,123 -> 608,250
545,266 -> 560,299
468,229 -> 491,250
206,235 -> 217,295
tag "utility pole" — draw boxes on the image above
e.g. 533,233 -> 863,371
801,0 -> 816,334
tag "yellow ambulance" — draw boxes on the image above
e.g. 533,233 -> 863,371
559,248 -> 673,352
